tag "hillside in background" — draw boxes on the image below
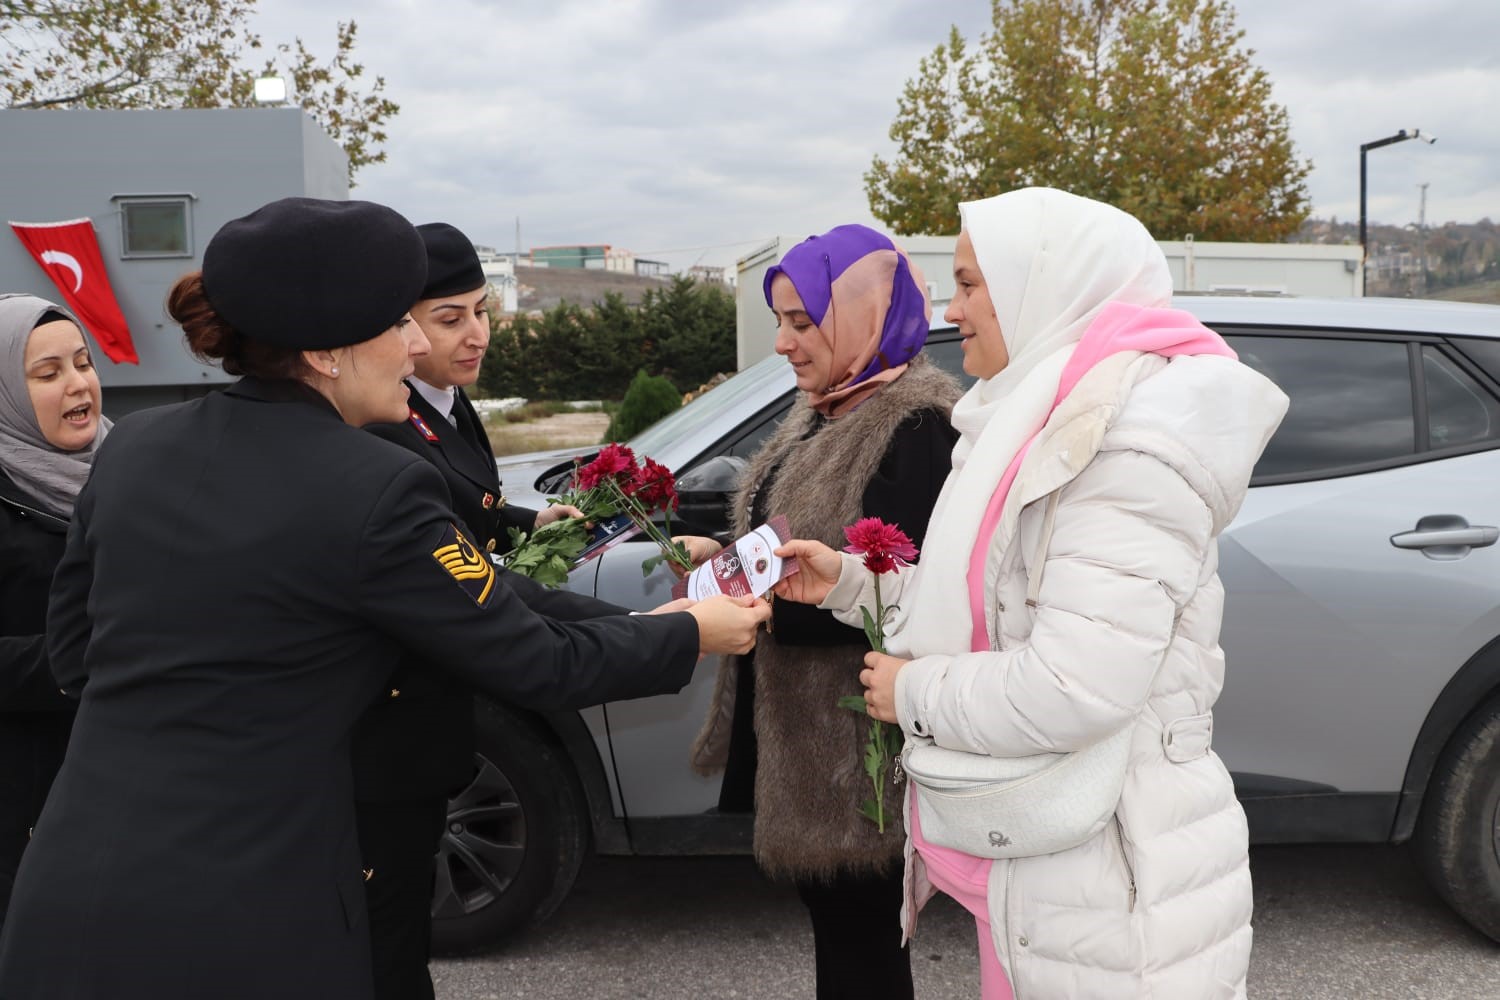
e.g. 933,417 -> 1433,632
1292,217 -> 1500,301
515,266 -> 674,313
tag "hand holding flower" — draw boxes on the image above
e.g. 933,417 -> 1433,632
503,444 -> 694,586
583,447 -> 694,576
533,503 -> 586,529
858,651 -> 906,724
834,516 -> 918,833
670,535 -> 724,579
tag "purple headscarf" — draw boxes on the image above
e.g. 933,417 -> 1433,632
763,224 -> 931,416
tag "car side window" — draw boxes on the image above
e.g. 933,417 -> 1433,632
923,337 -> 975,386
725,405 -> 792,459
1226,335 -> 1415,480
1449,337 -> 1500,385
1423,347 -> 1500,450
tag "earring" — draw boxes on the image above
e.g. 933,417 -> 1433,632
330,367 -> 340,377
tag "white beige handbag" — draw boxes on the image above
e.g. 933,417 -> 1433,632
900,726 -> 1133,859
900,489 -> 1150,860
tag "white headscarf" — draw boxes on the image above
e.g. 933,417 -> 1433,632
897,188 -> 1173,656
0,293 -> 111,518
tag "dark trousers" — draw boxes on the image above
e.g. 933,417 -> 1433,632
355,796 -> 448,1000
795,865 -> 915,1000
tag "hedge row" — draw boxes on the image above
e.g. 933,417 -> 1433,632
476,276 -> 737,402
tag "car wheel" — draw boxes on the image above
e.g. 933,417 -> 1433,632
429,701 -> 588,954
1415,692 -> 1500,942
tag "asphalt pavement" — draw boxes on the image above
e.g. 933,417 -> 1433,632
432,844 -> 1500,999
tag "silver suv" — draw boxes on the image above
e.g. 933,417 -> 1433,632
432,296 -> 1500,953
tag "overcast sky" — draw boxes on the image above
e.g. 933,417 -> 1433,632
252,0 -> 1500,273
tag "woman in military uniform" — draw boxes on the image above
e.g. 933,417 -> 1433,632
353,222 -> 596,1000
0,197 -> 767,1000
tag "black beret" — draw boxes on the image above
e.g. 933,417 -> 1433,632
417,222 -> 486,300
202,197 -> 427,350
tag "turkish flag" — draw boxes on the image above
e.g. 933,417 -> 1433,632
9,218 -> 139,365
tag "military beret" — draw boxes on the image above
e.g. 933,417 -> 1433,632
202,197 -> 427,350
417,222 -> 486,300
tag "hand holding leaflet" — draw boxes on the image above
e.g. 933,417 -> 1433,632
673,515 -> 799,601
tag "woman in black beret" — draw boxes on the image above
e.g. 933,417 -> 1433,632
0,197 -> 769,1000
351,223 -> 591,1000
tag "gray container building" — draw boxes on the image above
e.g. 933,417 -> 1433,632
0,108 -> 348,414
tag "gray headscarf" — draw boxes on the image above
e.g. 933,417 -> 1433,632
0,293 -> 112,518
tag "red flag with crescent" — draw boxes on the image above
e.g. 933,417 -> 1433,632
9,218 -> 139,365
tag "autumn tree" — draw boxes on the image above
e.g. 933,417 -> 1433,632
0,0 -> 397,180
866,0 -> 1311,241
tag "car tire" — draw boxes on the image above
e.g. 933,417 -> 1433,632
1415,692 -> 1500,942
429,701 -> 588,954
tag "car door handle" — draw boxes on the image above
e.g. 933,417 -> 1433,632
1391,527 -> 1499,548
1390,515 -> 1499,560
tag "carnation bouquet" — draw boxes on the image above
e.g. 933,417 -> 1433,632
835,517 -> 918,833
503,443 -> 694,587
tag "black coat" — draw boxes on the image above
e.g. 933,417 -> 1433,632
354,384 -> 620,801
0,472 -> 74,711
0,378 -> 699,1000
0,471 -> 75,932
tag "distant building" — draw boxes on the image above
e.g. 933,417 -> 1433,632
604,246 -> 634,273
1157,236 -> 1363,298
1367,247 -> 1431,282
472,243 -> 519,314
686,264 -> 728,284
0,107 -> 347,415
529,244 -> 668,280
530,244 -> 610,270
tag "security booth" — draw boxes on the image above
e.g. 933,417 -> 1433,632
0,108 -> 348,416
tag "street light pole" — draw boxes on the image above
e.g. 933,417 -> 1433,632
1360,128 -> 1436,294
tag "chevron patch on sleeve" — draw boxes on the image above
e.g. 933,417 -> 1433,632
431,522 -> 496,607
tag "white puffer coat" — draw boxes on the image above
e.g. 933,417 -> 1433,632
823,351 -> 1288,998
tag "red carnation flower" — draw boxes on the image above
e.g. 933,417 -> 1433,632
629,457 -> 678,513
842,517 -> 918,575
575,443 -> 637,491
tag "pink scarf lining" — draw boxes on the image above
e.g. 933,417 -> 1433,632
964,302 -> 1236,650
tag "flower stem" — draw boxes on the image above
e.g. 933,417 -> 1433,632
608,481 -> 692,570
872,575 -> 887,831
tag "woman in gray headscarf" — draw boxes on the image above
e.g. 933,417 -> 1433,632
0,293 -> 109,933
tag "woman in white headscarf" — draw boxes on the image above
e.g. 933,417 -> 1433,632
0,294 -> 109,933
777,188 -> 1288,999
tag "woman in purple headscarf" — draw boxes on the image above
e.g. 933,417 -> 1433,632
680,225 -> 962,999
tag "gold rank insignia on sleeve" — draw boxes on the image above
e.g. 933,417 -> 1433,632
431,522 -> 496,607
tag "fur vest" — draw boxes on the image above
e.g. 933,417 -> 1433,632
690,356 -> 960,879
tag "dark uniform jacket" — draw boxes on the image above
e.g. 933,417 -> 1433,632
0,378 -> 698,1000
352,384 -> 600,802
0,470 -> 76,932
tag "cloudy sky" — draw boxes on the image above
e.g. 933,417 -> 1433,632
252,0 -> 1499,273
